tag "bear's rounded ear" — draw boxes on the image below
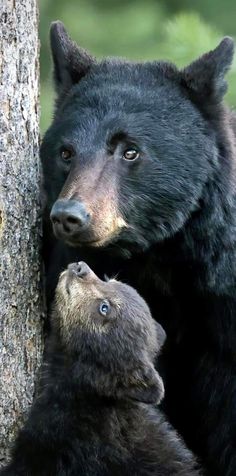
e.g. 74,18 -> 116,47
120,363 -> 165,405
181,37 -> 234,107
50,21 -> 95,95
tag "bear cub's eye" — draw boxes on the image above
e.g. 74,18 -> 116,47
60,147 -> 74,161
99,300 -> 111,317
123,148 -> 140,161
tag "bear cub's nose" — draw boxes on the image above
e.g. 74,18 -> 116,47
50,199 -> 90,236
68,261 -> 90,279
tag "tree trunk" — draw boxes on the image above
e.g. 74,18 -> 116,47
0,0 -> 43,465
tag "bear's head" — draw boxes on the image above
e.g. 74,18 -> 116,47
41,21 -> 234,252
53,261 -> 166,404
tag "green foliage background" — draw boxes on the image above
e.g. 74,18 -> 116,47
40,0 -> 236,133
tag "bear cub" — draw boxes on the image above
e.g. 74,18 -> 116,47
1,262 -> 200,476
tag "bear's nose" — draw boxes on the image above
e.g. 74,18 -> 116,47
68,261 -> 91,278
50,199 -> 90,236
67,262 -> 99,283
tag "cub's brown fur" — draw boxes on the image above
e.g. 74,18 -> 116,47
1,262 -> 201,476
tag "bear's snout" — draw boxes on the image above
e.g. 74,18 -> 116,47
67,261 -> 99,285
50,199 -> 91,239
68,261 -> 90,279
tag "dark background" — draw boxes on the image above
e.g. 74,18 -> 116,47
40,0 -> 236,132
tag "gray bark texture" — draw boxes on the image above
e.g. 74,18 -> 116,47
0,0 -> 44,465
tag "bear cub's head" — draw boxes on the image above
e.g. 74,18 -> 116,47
53,261 -> 166,404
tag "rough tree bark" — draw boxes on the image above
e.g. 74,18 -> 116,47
0,0 -> 43,464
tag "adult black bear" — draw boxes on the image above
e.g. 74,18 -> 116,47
41,21 -> 236,476
0,263 -> 200,476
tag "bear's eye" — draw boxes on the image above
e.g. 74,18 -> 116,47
123,148 -> 139,161
99,300 -> 111,317
60,147 -> 73,161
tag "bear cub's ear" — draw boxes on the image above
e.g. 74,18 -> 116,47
181,37 -> 234,106
121,363 -> 165,405
50,21 -> 95,95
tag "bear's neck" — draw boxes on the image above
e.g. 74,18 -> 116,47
139,112 -> 236,298
42,337 -> 126,402
40,343 -> 144,417
167,159 -> 236,296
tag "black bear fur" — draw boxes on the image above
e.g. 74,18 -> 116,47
40,22 -> 236,475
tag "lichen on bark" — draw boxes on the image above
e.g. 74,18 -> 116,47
0,0 -> 43,464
